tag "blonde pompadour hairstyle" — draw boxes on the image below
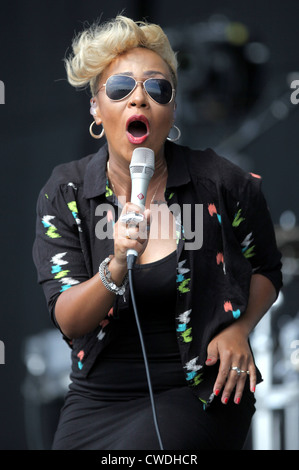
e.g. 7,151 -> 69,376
64,15 -> 178,97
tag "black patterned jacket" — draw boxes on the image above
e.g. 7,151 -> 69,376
33,141 -> 282,408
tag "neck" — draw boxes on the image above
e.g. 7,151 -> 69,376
107,157 -> 131,201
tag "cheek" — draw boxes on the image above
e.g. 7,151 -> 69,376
157,110 -> 174,134
100,108 -> 123,134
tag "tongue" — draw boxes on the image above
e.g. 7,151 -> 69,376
128,121 -> 147,137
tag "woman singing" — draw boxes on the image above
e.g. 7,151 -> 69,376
33,15 -> 282,450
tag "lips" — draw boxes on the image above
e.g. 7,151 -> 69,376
126,115 -> 149,144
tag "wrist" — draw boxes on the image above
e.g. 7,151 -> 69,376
230,318 -> 252,338
108,256 -> 128,285
99,256 -> 128,296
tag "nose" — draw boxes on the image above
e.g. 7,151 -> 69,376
128,81 -> 149,108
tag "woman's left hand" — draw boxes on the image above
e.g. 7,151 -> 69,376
205,323 -> 257,404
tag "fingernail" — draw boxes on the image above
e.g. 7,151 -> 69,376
235,397 -> 241,405
206,358 -> 212,363
252,387 -> 256,393
214,389 -> 220,396
223,397 -> 229,404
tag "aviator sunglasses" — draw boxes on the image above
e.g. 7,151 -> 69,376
97,74 -> 175,105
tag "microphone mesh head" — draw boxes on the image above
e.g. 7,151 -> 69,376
130,148 -> 155,173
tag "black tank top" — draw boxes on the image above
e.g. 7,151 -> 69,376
70,250 -> 186,399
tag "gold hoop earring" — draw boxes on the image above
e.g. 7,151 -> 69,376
167,125 -> 181,142
89,120 -> 105,139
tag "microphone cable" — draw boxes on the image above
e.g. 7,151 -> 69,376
127,253 -> 164,451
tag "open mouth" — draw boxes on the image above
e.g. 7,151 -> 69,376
126,115 -> 149,144
128,121 -> 147,137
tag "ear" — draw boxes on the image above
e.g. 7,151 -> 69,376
90,98 -> 102,125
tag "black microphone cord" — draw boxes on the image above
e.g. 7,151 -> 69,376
127,254 -> 164,451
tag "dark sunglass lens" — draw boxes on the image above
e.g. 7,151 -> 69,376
106,76 -> 135,100
145,79 -> 172,104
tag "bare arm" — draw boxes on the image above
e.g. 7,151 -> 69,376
54,256 -> 128,339
55,203 -> 150,339
206,273 -> 277,404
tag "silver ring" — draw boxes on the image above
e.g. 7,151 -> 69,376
120,212 -> 144,226
230,366 -> 249,376
231,366 -> 241,376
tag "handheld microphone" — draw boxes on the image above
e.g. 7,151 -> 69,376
127,147 -> 155,266
125,148 -> 164,450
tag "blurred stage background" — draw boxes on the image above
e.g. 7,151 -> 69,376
0,0 -> 298,450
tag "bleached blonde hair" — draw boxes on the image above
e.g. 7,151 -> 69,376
65,15 -> 178,97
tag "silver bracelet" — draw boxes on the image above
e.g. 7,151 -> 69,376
99,257 -> 128,296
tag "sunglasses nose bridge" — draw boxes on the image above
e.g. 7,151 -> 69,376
128,80 -> 149,104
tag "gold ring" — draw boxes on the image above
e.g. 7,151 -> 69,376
125,229 -> 131,239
